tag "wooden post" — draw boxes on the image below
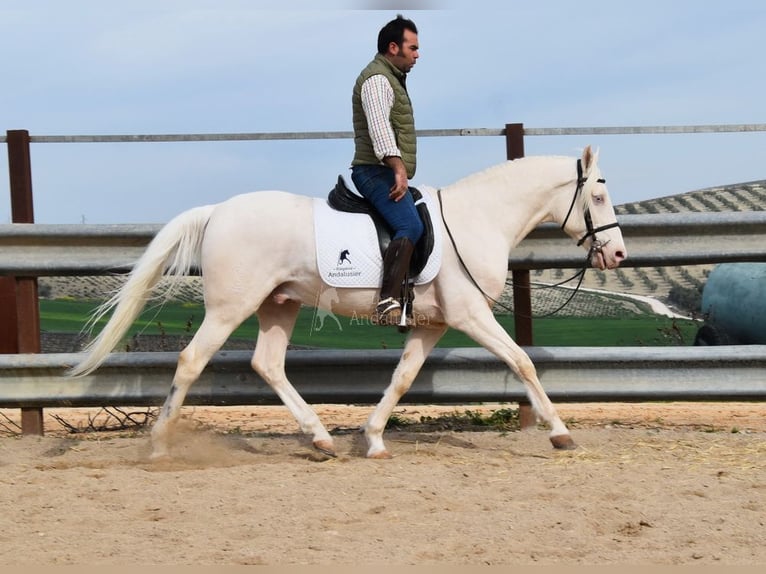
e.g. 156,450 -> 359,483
504,123 -> 537,429
4,129 -> 43,435
0,278 -> 19,352
505,122 -> 525,162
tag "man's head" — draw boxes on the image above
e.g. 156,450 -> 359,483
377,14 -> 419,74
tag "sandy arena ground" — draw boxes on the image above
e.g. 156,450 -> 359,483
0,402 -> 764,566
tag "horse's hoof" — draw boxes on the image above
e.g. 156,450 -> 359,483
550,434 -> 577,450
367,449 -> 393,459
313,440 -> 337,458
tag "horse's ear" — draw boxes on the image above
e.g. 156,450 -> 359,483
582,145 -> 599,172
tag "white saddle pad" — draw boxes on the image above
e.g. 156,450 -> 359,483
314,188 -> 442,288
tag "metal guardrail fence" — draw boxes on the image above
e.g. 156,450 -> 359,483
2,346 -> 765,409
2,211 -> 766,275
2,123 -> 766,435
2,211 -> 765,410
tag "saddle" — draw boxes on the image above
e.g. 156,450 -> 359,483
327,175 -> 435,278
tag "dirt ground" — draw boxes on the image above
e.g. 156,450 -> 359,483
0,402 -> 764,566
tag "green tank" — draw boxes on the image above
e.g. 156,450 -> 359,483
696,263 -> 766,345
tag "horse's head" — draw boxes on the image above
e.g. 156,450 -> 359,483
560,146 -> 627,270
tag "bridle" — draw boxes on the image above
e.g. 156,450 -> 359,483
437,158 -> 621,318
561,158 -> 621,255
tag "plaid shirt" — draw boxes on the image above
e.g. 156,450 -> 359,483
359,74 -> 401,161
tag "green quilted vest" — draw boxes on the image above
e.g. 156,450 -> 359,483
351,54 -> 417,178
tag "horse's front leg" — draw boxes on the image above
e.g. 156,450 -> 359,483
364,325 -> 447,458
468,306 -> 576,449
451,305 -> 576,450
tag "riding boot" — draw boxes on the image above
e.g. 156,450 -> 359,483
374,237 -> 415,325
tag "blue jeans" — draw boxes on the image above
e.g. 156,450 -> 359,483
351,164 -> 424,244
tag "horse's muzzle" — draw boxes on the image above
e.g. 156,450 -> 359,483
589,239 -> 626,270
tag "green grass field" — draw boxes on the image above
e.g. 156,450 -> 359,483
40,298 -> 700,349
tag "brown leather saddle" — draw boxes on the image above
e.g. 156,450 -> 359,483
326,175 -> 435,277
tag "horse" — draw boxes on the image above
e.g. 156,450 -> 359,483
69,145 -> 627,459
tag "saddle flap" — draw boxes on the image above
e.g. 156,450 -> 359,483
411,191 -> 435,277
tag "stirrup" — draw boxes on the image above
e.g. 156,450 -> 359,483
375,297 -> 400,315
372,297 -> 401,326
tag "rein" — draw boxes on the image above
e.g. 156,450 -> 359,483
437,159 -> 619,318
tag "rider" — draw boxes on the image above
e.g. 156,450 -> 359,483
351,14 -> 424,325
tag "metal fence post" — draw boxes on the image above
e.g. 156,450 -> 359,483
504,123 -> 537,429
3,129 -> 43,435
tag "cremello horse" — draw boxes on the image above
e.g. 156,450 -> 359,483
70,146 -> 626,459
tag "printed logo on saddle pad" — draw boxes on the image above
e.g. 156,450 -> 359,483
313,190 -> 442,288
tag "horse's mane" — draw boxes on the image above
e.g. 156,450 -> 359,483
445,155 -> 575,191
442,154 -> 594,220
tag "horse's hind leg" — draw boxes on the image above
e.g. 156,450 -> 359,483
150,313 -> 241,459
253,298 -> 335,456
364,325 -> 447,458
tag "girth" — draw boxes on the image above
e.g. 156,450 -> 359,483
327,175 -> 435,277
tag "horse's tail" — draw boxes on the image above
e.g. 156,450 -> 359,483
67,204 -> 215,377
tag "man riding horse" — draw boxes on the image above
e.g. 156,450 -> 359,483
350,14 -> 422,325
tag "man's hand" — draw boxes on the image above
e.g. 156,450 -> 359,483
384,156 -> 409,202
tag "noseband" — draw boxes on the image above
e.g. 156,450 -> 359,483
561,159 -> 620,252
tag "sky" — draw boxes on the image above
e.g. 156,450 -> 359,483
1,0 -> 764,224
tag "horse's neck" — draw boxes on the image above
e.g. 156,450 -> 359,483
442,157 -> 573,247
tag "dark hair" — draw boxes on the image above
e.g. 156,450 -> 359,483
377,14 -> 418,55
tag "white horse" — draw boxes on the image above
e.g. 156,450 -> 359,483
70,146 -> 626,459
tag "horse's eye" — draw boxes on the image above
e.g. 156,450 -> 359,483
593,194 -> 605,205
